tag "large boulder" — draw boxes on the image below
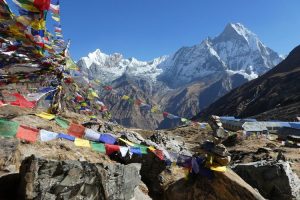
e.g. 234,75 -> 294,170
232,160 -> 300,200
163,167 -> 265,200
18,155 -> 144,200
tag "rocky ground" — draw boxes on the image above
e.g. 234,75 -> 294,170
0,105 -> 299,200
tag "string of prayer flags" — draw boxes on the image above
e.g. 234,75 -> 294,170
67,123 -> 85,138
74,138 -> 91,148
84,128 -> 101,142
91,142 -> 106,153
40,129 -> 58,142
0,119 -> 19,138
58,133 -> 75,141
99,133 -> 116,144
105,144 -> 120,155
35,112 -> 56,120
55,116 -> 70,129
16,125 -> 39,142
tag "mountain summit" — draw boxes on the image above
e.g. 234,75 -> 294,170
158,23 -> 282,87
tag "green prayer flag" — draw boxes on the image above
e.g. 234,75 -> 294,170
134,144 -> 148,154
55,117 -> 70,129
91,142 -> 106,153
0,119 -> 19,138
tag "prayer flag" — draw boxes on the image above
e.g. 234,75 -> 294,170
58,133 -> 75,141
105,144 -> 120,155
163,112 -> 169,118
118,138 -> 134,146
10,93 -> 35,108
210,164 -> 227,172
99,133 -> 116,144
55,117 -> 69,129
16,125 -> 39,142
151,106 -> 158,113
130,147 -> 142,155
35,112 -> 55,120
153,150 -> 164,160
91,142 -> 106,153
74,138 -> 91,148
177,155 -> 192,169
84,129 -> 101,142
121,95 -> 130,100
40,129 -> 58,142
0,119 -> 19,138
134,144 -> 148,154
33,0 -> 50,11
192,157 -> 200,174
68,123 -> 85,138
148,146 -> 156,151
119,146 -> 129,157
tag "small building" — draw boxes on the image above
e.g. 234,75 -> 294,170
242,122 -> 268,134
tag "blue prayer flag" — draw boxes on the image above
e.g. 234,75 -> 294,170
99,134 -> 116,144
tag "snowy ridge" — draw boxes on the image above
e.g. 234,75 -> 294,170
77,49 -> 167,83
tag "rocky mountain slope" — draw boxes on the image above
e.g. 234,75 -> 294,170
195,45 -> 300,120
77,23 -> 283,129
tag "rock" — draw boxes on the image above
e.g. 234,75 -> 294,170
232,160 -> 300,200
163,168 -> 265,200
0,138 -> 21,176
18,155 -> 145,200
277,151 -> 286,161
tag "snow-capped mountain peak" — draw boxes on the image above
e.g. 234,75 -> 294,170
77,49 -> 167,83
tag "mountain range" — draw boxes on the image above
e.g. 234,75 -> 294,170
77,23 -> 283,129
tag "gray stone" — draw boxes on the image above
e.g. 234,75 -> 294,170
232,160 -> 300,200
18,155 -> 142,200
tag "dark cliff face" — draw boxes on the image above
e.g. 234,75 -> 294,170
195,45 -> 300,120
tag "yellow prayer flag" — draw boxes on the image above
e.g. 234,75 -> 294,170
151,105 -> 158,113
74,138 -> 91,148
91,91 -> 99,98
118,138 -> 135,146
121,95 -> 130,100
210,165 -> 227,172
148,146 -> 156,151
52,16 -> 60,22
35,112 -> 56,120
30,19 -> 46,30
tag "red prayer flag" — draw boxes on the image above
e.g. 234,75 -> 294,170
105,144 -> 120,155
135,99 -> 143,106
153,150 -> 164,160
34,0 -> 51,11
10,93 -> 35,108
163,112 -> 169,118
68,123 -> 85,138
16,125 -> 39,142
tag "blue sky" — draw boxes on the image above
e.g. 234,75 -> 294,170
8,0 -> 300,61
